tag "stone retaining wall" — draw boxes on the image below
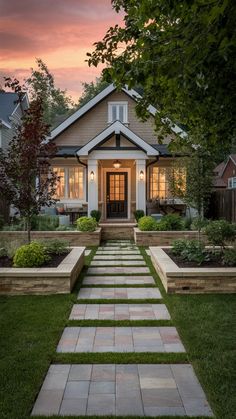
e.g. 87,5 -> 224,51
0,228 -> 101,246
150,246 -> 236,294
100,224 -> 136,240
134,228 -> 206,246
0,247 -> 85,295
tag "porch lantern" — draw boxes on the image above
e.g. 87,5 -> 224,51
139,170 -> 144,180
113,160 -> 122,169
90,170 -> 95,181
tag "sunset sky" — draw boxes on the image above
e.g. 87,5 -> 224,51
0,0 -> 123,101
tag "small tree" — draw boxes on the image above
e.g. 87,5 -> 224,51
0,78 -> 59,243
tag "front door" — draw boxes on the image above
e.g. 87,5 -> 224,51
106,172 -> 128,218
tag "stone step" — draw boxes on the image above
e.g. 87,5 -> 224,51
98,247 -> 138,251
90,260 -> 146,267
32,364 -> 213,417
57,327 -> 185,353
96,250 -> 140,255
69,304 -> 171,320
83,275 -> 155,285
87,267 -> 150,275
78,287 -> 161,300
93,255 -> 144,260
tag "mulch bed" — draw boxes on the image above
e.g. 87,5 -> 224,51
0,251 -> 69,268
164,248 -> 230,268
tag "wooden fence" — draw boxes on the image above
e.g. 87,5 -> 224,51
208,189 -> 236,222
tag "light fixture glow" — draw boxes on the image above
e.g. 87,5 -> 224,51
90,170 -> 94,181
113,160 -> 122,169
139,170 -> 144,180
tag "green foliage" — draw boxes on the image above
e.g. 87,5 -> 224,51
0,247 -> 7,257
138,216 -> 157,231
205,220 -> 236,250
222,248 -> 236,267
134,210 -> 145,222
90,210 -> 101,222
56,225 -> 74,231
172,239 -> 189,256
0,215 -> 4,230
76,216 -> 97,232
77,78 -> 109,108
191,217 -> 209,231
31,215 -> 59,231
13,242 -> 48,267
157,214 -> 184,231
38,239 -> 69,255
172,239 -> 208,265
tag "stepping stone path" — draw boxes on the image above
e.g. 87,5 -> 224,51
32,240 -> 213,417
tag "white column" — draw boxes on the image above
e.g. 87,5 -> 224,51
87,159 -> 98,215
136,159 -> 146,214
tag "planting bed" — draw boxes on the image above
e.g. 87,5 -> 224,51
150,246 -> 236,294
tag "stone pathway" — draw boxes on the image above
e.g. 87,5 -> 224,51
32,240 -> 213,417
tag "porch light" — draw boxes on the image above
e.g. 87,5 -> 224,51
90,170 -> 94,181
113,160 -> 121,169
139,170 -> 144,180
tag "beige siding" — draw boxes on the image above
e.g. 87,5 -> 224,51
54,90 -> 174,147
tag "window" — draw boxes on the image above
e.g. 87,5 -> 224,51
108,102 -> 128,123
53,166 -> 84,199
150,167 -> 168,199
228,177 -> 236,189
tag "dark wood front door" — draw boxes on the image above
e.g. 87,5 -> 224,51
106,172 -> 128,218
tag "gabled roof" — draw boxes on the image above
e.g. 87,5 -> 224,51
77,121 -> 158,157
50,83 -> 187,141
0,92 -> 29,128
218,154 -> 236,177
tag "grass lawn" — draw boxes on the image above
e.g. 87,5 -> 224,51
0,247 -> 235,419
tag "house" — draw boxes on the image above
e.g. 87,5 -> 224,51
0,92 -> 29,151
49,84 -> 186,221
213,155 -> 236,189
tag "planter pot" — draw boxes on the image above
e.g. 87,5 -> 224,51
150,246 -> 236,294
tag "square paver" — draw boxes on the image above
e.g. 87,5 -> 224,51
83,275 -> 155,285
57,327 -> 185,353
32,364 -> 213,417
87,266 -> 150,274
77,287 -> 161,300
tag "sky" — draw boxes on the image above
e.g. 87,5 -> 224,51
0,0 -> 123,101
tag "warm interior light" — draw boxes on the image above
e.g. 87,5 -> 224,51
113,160 -> 122,169
90,170 -> 94,181
140,170 -> 144,180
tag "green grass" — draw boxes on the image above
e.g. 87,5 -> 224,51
0,245 -> 236,419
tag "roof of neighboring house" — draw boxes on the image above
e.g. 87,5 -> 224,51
213,161 -> 225,175
50,83 -> 187,141
0,92 -> 28,128
212,177 -> 227,188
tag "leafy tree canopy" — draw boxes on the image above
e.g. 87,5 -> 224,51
26,58 -> 74,127
77,78 -> 110,108
88,0 -> 236,155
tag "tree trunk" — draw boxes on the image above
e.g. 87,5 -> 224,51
26,215 -> 31,243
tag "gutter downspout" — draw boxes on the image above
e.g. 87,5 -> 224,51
76,154 -> 88,202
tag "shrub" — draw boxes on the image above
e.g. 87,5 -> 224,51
172,239 -> 189,256
76,216 -> 97,232
191,217 -> 209,231
90,210 -> 101,223
205,219 -> 236,250
158,214 -> 184,231
31,215 -> 59,231
138,216 -> 157,231
13,242 -> 48,267
133,210 -> 145,222
223,248 -> 236,267
0,247 -> 7,257
39,239 -> 69,255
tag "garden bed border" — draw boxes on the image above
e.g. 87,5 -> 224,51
134,228 -> 206,246
150,246 -> 236,294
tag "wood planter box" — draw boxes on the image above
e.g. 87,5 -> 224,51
0,228 -> 101,247
150,246 -> 236,294
134,228 -> 206,246
0,247 -> 85,295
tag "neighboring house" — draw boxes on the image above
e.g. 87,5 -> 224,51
0,92 -> 29,151
49,84 -> 186,221
213,155 -> 236,190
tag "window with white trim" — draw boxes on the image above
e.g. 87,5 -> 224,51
108,102 -> 128,123
149,167 -> 186,199
228,177 -> 236,189
53,166 -> 84,199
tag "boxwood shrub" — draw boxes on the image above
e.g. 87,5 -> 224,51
13,242 -> 48,268
138,216 -> 157,231
76,216 -> 97,232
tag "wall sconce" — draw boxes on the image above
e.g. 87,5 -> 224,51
90,170 -> 94,181
113,160 -> 121,169
139,170 -> 144,180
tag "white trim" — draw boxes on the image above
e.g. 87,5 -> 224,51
77,121 -> 158,157
49,83 -> 187,141
102,167 -> 131,220
0,119 -> 11,129
108,101 -> 128,123
11,94 -> 29,117
89,150 -> 148,160
52,165 -> 86,202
